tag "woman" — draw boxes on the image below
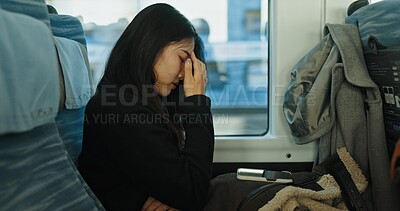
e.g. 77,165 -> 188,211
78,3 -> 214,211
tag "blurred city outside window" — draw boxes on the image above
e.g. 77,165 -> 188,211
46,0 -> 269,136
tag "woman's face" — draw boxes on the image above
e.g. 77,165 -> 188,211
153,38 -> 194,96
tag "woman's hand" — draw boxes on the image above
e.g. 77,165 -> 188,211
183,52 -> 207,97
142,196 -> 179,211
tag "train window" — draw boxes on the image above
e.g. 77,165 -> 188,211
46,0 -> 269,136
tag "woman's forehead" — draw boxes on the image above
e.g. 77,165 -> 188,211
169,38 -> 195,52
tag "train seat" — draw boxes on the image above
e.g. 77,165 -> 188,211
49,11 -> 96,165
0,0 -> 104,209
52,34 -> 94,164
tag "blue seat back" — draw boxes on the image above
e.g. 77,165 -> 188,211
0,4 -> 59,135
0,122 -> 103,210
50,13 -> 96,164
0,0 -> 104,209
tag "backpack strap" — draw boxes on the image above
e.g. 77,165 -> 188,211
320,152 -> 369,211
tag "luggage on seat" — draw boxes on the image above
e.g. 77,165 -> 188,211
238,148 -> 368,211
346,1 -> 400,158
281,23 -> 395,210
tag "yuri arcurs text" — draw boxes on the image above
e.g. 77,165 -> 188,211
85,113 -> 216,125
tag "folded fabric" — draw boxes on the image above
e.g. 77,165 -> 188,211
0,0 -> 50,28
259,148 -> 368,211
49,14 -> 87,48
54,36 -> 94,109
0,8 -> 59,135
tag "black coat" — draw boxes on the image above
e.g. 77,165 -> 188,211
78,83 -> 215,211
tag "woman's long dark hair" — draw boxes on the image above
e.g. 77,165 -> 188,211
102,3 -> 205,144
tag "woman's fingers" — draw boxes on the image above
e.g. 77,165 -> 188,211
191,52 -> 205,80
142,197 -> 163,211
184,57 -> 193,82
142,196 -> 155,210
191,52 -> 207,86
183,52 -> 206,97
154,205 -> 172,211
142,196 -> 178,211
183,57 -> 195,97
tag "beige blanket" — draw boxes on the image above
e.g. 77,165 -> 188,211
259,148 -> 368,211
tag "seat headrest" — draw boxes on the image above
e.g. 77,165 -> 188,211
49,14 -> 87,48
347,0 -> 369,16
0,8 -> 59,135
0,0 -> 50,28
346,1 -> 400,52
